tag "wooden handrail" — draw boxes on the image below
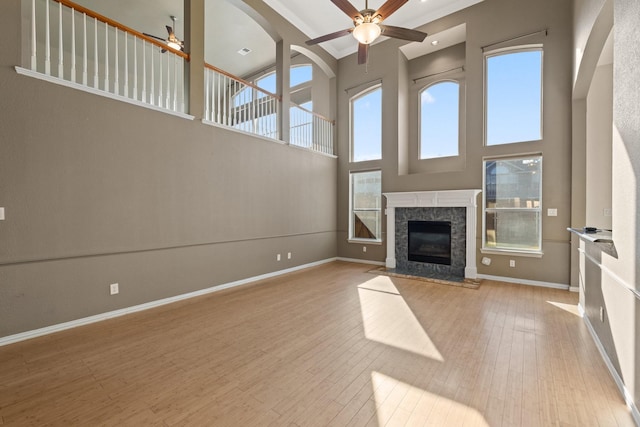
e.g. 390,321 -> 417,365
53,0 -> 190,60
290,102 -> 335,125
205,63 -> 282,101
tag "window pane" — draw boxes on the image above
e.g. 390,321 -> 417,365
290,65 -> 312,87
351,170 -> 381,241
420,82 -> 459,159
483,155 -> 542,252
485,210 -> 541,251
352,171 -> 381,209
353,211 -> 380,240
256,73 -> 276,98
485,157 -> 542,208
352,87 -> 382,162
486,50 -> 542,145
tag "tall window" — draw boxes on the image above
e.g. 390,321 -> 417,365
350,170 -> 382,242
483,155 -> 542,252
485,47 -> 543,146
420,81 -> 460,159
351,86 -> 382,162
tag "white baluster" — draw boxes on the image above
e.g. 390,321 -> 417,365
70,8 -> 76,83
114,28 -> 119,96
181,57 -> 185,113
142,41 -> 147,103
150,47 -> 155,106
58,1 -> 63,78
205,69 -> 210,121
133,38 -> 138,100
157,51 -> 162,106
104,22 -> 109,91
173,54 -> 177,112
93,17 -> 98,88
82,13 -> 87,85
31,0 -> 37,71
45,0 -> 50,75
124,32 -> 129,98
165,53 -> 171,109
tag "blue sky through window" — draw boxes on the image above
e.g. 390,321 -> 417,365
290,65 -> 312,87
352,87 -> 382,162
420,81 -> 459,159
486,50 -> 542,145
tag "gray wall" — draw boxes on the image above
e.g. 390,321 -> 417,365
573,0 -> 640,413
0,1 -> 337,338
336,0 -> 573,285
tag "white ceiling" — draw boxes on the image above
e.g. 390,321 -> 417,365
264,0 -> 481,58
73,0 -> 480,78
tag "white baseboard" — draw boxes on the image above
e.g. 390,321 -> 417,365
569,286 -> 580,293
583,314 -> 640,425
0,257 -> 338,347
336,257 -> 386,266
477,274 -> 570,290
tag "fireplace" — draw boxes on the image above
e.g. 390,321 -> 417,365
383,190 -> 481,280
408,221 -> 452,265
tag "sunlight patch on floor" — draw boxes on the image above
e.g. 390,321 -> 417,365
370,371 -> 489,426
358,276 -> 443,361
547,301 -> 582,317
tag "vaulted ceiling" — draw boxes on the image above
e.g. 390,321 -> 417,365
73,0 -> 481,78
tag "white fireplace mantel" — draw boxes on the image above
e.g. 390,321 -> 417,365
383,189 -> 482,279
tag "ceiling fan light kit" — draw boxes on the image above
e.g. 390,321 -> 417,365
352,22 -> 381,44
306,0 -> 428,65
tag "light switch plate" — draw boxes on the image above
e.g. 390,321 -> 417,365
0,207 -> 5,220
547,208 -> 558,217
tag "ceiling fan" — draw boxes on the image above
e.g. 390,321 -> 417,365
143,16 -> 184,53
306,0 -> 428,65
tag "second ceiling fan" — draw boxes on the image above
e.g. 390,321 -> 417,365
143,16 -> 184,53
306,0 -> 428,65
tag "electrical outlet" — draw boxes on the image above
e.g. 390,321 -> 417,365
287,252 -> 291,259
603,208 -> 612,217
109,283 -> 119,295
509,259 -> 516,268
277,254 -> 281,261
600,306 -> 605,322
363,246 -> 367,253
481,257 -> 491,266
547,208 -> 558,217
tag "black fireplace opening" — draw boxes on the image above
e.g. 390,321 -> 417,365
408,220 -> 452,265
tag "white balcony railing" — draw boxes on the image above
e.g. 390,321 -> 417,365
290,103 -> 334,156
204,63 -> 280,140
28,0 -> 188,114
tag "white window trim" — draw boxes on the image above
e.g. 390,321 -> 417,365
418,79 -> 462,160
483,44 -> 544,147
481,154 -> 543,255
348,169 -> 383,243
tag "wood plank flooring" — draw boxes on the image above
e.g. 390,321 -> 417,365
0,261 -> 635,426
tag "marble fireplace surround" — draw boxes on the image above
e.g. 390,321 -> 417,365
383,190 -> 482,279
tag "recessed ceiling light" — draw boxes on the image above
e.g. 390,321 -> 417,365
431,40 -> 439,46
237,47 -> 252,56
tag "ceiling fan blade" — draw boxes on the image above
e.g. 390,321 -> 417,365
358,43 -> 369,65
166,25 -> 174,36
306,28 -> 353,45
374,0 -> 408,20
143,32 -> 167,42
331,0 -> 363,20
379,24 -> 427,42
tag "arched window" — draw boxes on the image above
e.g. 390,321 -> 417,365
419,81 -> 460,159
290,64 -> 312,87
351,86 -> 382,162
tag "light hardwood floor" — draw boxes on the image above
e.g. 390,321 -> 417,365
0,261 -> 635,426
